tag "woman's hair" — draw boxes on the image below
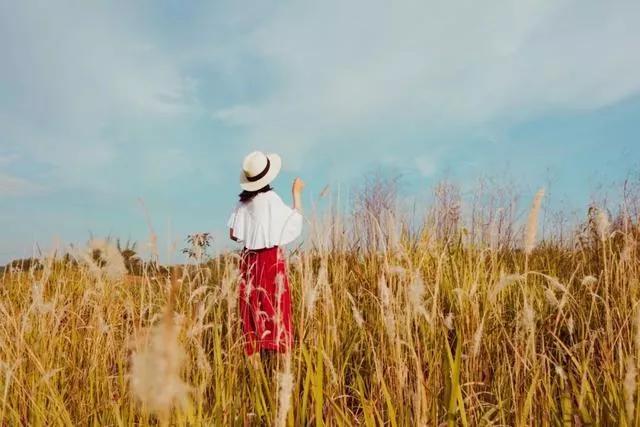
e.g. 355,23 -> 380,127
239,185 -> 272,203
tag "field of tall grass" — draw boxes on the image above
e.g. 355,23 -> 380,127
1,178 -> 639,425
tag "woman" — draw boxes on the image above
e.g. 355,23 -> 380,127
227,151 -> 304,359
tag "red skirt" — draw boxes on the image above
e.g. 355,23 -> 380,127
238,246 -> 293,355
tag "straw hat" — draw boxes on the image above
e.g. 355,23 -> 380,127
239,151 -> 282,191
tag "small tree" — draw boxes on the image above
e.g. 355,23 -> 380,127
182,233 -> 213,263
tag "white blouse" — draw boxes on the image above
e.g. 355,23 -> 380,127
227,190 -> 303,249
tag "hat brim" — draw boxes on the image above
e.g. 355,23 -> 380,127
240,153 -> 282,191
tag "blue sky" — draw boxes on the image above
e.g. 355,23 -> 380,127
1,1 -> 639,263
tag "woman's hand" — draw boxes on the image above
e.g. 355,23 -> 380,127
292,177 -> 304,211
292,177 -> 305,195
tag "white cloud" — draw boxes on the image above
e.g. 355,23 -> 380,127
0,3 -> 193,122
0,2 -> 196,189
212,105 -> 260,126
0,154 -> 18,167
0,173 -> 40,196
415,156 -> 437,177
2,0 -> 639,192
212,0 -> 640,161
0,153 -> 41,196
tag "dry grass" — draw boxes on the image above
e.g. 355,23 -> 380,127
1,184 -> 639,426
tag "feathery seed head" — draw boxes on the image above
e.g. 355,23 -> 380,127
444,312 -> 454,330
624,356 -> 637,422
130,320 -> 190,414
378,274 -> 391,307
524,188 -> 545,255
596,208 -> 610,242
275,357 -> 294,427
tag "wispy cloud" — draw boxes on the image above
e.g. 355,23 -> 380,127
0,173 -> 40,196
0,1 -> 196,191
0,154 -> 18,166
4,1 -> 639,184
213,0 -> 640,165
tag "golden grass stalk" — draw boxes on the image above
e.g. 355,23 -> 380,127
596,208 -> 610,242
130,320 -> 190,415
130,270 -> 190,420
1,179 -> 639,425
276,355 -> 294,427
524,188 -> 545,256
624,356 -> 637,423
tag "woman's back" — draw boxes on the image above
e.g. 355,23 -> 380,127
228,190 -> 303,250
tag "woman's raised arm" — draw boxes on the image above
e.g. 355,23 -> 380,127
292,177 -> 305,213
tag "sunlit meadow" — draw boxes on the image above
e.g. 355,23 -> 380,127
1,177 -> 639,426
